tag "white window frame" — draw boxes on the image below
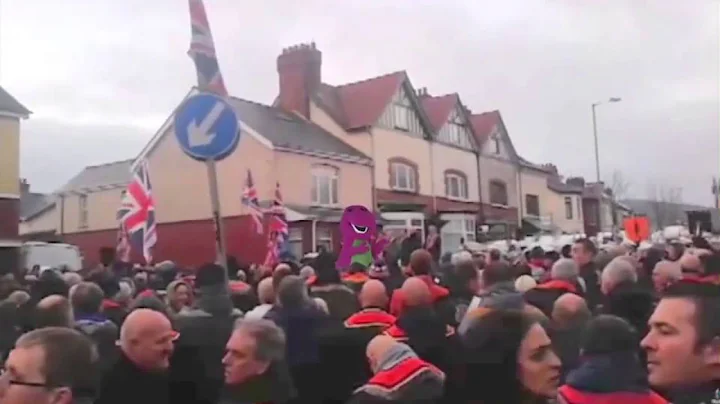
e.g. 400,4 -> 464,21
445,173 -> 468,200
381,212 -> 424,241
577,196 -> 582,219
390,163 -> 416,192
564,196 -> 573,220
78,194 -> 88,229
288,227 -> 304,259
316,227 -> 333,252
392,90 -> 412,131
311,166 -> 339,206
493,136 -> 501,154
439,213 -> 476,255
443,109 -> 471,148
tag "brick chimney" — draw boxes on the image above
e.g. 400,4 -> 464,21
277,42 -> 322,119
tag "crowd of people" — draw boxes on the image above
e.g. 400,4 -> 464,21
0,235 -> 719,404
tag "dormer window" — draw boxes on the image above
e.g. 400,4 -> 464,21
493,136 -> 501,154
392,91 -> 411,131
440,109 -> 472,148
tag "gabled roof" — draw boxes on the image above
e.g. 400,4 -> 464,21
469,110 -> 501,146
0,86 -> 31,117
134,87 -> 371,168
58,159 -> 133,194
470,110 -> 520,160
328,71 -> 406,130
420,94 -> 457,132
227,96 -> 369,161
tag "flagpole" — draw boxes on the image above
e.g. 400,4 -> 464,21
206,159 -> 229,273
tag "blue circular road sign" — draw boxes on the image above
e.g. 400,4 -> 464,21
174,93 -> 240,161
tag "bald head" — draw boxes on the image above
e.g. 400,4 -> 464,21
653,260 -> 682,279
299,266 -> 315,280
359,280 -> 388,309
552,293 -> 590,328
401,277 -> 431,307
120,309 -> 175,370
679,253 -> 702,273
366,335 -> 404,372
257,277 -> 274,305
120,308 -> 172,346
6,290 -> 30,306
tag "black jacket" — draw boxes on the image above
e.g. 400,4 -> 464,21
95,353 -> 171,404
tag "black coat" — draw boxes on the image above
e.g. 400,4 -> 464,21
95,353 -> 171,404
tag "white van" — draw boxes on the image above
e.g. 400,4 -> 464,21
21,242 -> 83,272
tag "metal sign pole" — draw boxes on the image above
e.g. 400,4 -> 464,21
206,159 -> 228,277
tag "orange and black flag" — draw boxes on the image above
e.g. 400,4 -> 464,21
623,216 -> 651,244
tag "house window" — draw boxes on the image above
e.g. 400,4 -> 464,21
525,194 -> 540,217
317,227 -> 333,252
392,90 -> 412,131
440,110 -> 472,148
288,227 -> 303,259
565,197 -> 574,219
489,180 -> 508,206
390,161 -> 417,192
441,216 -> 477,255
394,105 -> 410,130
311,165 -> 339,206
445,171 -> 468,199
577,196 -> 582,218
493,136 -> 501,154
78,194 -> 88,229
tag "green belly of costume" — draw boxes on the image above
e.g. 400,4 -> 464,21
351,239 -> 373,268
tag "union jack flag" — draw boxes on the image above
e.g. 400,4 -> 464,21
187,0 -> 228,96
264,182 -> 290,266
118,160 -> 157,264
241,170 -> 264,234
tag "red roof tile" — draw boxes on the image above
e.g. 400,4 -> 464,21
469,110 -> 501,146
324,71 -> 406,130
420,94 -> 457,132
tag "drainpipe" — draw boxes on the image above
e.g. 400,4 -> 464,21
429,140 -> 437,214
311,218 -> 317,253
517,166 -> 524,234
59,193 -> 65,237
475,151 -> 484,225
368,126 -> 377,212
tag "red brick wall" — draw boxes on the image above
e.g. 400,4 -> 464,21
64,215 -> 269,268
0,198 -> 19,240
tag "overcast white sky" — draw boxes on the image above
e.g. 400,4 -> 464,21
2,1 -> 718,205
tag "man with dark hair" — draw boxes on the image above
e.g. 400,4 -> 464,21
172,263 -> 242,404
69,282 -> 118,373
572,238 -> 601,311
641,282 -> 720,404
559,315 -> 665,404
0,327 -> 98,404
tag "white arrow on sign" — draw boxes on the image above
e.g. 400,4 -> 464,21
187,101 -> 225,147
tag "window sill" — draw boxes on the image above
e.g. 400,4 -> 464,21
445,195 -> 471,202
390,187 -> 418,194
490,203 -> 509,209
310,202 -> 340,209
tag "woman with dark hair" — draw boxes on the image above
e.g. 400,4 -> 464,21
461,310 -> 561,403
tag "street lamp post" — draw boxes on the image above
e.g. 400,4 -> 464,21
591,97 -> 621,236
